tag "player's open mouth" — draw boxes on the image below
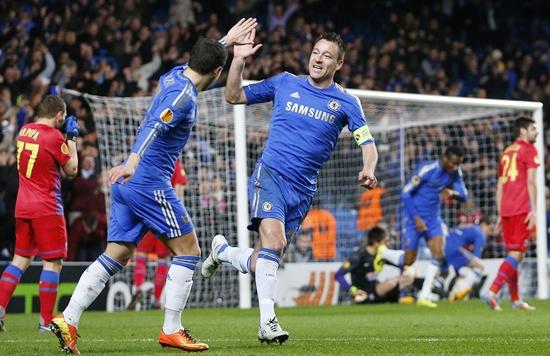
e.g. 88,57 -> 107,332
312,65 -> 322,73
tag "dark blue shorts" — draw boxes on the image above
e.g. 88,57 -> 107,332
107,183 -> 194,244
445,242 -> 470,271
248,162 -> 314,242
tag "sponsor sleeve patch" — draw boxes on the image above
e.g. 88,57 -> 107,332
160,108 -> 174,123
353,125 -> 374,145
412,176 -> 420,185
61,142 -> 69,154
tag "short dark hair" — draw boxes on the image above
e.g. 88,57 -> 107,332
514,117 -> 535,138
188,38 -> 227,75
444,146 -> 464,158
37,95 -> 66,118
479,216 -> 493,225
316,32 -> 345,60
367,226 -> 387,246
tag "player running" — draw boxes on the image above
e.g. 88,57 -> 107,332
445,218 -> 493,302
0,95 -> 79,332
401,147 -> 468,308
202,30 -> 378,344
335,226 -> 415,304
485,117 -> 539,311
49,19 -> 258,354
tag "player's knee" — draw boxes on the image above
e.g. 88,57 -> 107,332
43,258 -> 63,272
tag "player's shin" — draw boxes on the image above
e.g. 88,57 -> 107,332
459,266 -> 482,289
63,254 -> 124,327
418,258 -> 442,301
0,264 -> 24,312
379,247 -> 405,267
220,246 -> 254,273
39,269 -> 60,326
163,256 -> 200,334
256,248 -> 281,324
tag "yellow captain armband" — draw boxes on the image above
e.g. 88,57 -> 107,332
353,125 -> 374,145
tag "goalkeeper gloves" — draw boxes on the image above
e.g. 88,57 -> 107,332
350,286 -> 368,303
63,115 -> 81,141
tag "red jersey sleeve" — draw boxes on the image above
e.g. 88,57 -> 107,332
171,160 -> 188,187
522,145 -> 539,169
47,131 -> 71,167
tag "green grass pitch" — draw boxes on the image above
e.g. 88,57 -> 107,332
1,300 -> 549,355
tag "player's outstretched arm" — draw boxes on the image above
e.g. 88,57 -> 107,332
61,115 -> 80,177
358,143 -> 378,190
109,152 -> 140,184
225,29 -> 263,104
220,18 -> 258,47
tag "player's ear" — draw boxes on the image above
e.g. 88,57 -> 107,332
213,66 -> 223,77
335,59 -> 344,71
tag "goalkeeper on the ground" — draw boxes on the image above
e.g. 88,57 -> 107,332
334,226 -> 415,304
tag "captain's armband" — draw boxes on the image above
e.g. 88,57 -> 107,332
353,125 -> 374,145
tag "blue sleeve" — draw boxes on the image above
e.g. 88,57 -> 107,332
451,169 -> 468,201
347,94 -> 374,146
131,119 -> 162,157
472,227 -> 486,257
402,170 -> 425,217
243,72 -> 286,104
131,86 -> 194,157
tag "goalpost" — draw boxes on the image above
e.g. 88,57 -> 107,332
61,84 -> 547,309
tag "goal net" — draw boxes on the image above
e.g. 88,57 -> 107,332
62,85 -> 547,308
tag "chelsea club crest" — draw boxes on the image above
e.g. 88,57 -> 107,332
328,100 -> 340,111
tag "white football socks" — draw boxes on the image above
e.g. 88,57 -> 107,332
418,260 -> 440,300
459,266 -> 482,289
64,254 -> 123,327
256,248 -> 281,324
218,246 -> 254,274
379,248 -> 404,267
162,256 -> 199,335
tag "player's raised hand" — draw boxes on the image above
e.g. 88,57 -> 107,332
358,168 -> 377,190
222,18 -> 258,46
108,164 -> 135,185
233,28 -> 262,59
63,115 -> 81,141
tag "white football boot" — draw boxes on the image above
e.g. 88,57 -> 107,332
258,317 -> 289,344
201,234 -> 227,278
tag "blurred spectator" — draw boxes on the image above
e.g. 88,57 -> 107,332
357,185 -> 385,232
0,147 -> 18,258
67,209 -> 107,261
301,208 -> 337,261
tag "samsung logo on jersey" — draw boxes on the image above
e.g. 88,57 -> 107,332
285,101 -> 336,124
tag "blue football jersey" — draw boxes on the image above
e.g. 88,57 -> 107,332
244,72 -> 374,193
402,159 -> 468,217
446,225 -> 486,258
129,65 -> 197,187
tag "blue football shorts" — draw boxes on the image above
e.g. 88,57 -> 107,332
401,213 -> 444,251
107,182 -> 194,244
247,161 -> 314,242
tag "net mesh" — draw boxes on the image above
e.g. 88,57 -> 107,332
70,86 -> 540,307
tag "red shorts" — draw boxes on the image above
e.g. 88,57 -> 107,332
15,215 -> 67,259
137,232 -> 171,258
501,213 -> 530,252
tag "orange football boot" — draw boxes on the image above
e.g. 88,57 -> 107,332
50,313 -> 80,355
158,328 -> 209,352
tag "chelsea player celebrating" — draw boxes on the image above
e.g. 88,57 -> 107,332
202,29 -> 378,344
49,19 -> 258,354
401,147 -> 468,308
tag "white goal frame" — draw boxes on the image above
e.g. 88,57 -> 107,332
235,83 -> 547,305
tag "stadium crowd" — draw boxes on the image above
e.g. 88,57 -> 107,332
1,0 -> 550,261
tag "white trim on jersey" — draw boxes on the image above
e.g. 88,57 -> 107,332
154,190 -> 181,237
136,122 -> 161,157
252,163 -> 263,217
171,82 -> 192,107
